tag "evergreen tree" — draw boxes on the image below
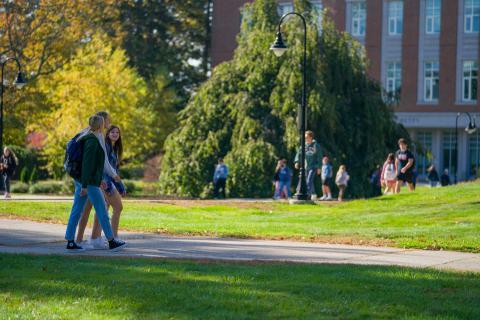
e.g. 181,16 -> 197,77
159,0 -> 407,198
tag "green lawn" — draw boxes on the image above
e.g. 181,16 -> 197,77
1,254 -> 479,319
1,182 -> 480,252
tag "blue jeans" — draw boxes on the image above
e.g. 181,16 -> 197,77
274,180 -> 291,199
65,180 -> 113,241
306,169 -> 316,196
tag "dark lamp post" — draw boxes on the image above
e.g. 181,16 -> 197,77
1,56 -> 27,151
454,112 -> 477,184
270,12 -> 310,201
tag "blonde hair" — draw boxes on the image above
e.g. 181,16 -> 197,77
3,147 -> 18,164
89,115 -> 104,132
339,165 -> 346,171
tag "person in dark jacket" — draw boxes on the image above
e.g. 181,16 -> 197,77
64,115 -> 126,252
427,165 -> 440,187
294,130 -> 322,198
76,125 -> 127,247
0,147 -> 17,199
440,169 -> 451,187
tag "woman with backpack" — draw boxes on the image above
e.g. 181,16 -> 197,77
64,115 -> 126,252
381,153 -> 397,195
0,147 -> 18,199
76,125 -> 126,247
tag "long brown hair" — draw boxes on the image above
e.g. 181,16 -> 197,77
105,125 -> 123,166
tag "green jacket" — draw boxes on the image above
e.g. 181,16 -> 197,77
80,133 -> 105,188
294,139 -> 323,170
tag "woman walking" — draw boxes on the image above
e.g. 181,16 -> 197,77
273,159 -> 292,200
0,147 -> 17,199
381,153 -> 397,195
64,115 -> 126,252
335,165 -> 350,201
76,125 -> 126,247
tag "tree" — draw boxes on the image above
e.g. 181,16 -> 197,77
117,0 -> 208,104
0,0 -> 120,146
159,0 -> 407,198
35,34 -> 156,177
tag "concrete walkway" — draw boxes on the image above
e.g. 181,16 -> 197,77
0,218 -> 479,272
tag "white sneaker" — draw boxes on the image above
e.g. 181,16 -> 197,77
325,196 -> 333,201
90,237 -> 108,250
319,195 -> 326,201
79,240 -> 93,250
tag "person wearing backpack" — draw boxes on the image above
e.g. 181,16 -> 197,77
0,147 -> 18,199
64,115 -> 126,252
76,125 -> 126,248
381,153 -> 397,195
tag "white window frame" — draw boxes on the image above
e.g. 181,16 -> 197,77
277,2 -> 293,17
464,0 -> 480,33
463,60 -> 478,102
388,1 -> 403,35
425,0 -> 441,34
424,61 -> 439,102
386,62 -> 402,94
351,1 -> 366,36
311,1 -> 323,30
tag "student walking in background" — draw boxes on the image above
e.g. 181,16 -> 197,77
294,130 -> 322,198
64,115 -> 126,252
335,165 -> 349,201
213,158 -> 228,199
395,138 -> 416,193
320,156 -> 333,201
274,159 -> 292,199
427,165 -> 440,187
76,125 -> 126,247
441,169 -> 451,186
381,153 -> 397,195
0,147 -> 17,199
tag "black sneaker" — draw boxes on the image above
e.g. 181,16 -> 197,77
108,239 -> 127,252
65,241 -> 86,253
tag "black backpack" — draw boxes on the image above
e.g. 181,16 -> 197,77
64,133 -> 84,179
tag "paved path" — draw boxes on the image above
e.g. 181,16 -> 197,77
0,219 -> 479,272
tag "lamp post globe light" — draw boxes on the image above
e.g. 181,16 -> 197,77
454,112 -> 477,184
270,12 -> 310,202
0,55 -> 27,151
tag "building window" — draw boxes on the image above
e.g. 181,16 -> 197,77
386,62 -> 402,94
426,0 -> 441,34
468,133 -> 480,179
416,132 -> 433,177
277,2 -> 293,17
312,1 -> 323,30
463,61 -> 478,102
442,131 -> 457,174
388,1 -> 403,35
424,61 -> 439,102
351,1 -> 366,36
464,0 -> 480,33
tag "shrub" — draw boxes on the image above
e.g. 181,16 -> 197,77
11,181 -> 30,193
29,180 -> 66,194
8,145 -> 48,180
20,167 -> 30,183
119,164 -> 144,180
29,167 -> 39,183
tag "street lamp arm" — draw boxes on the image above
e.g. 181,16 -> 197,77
278,12 -> 307,33
1,56 -> 22,71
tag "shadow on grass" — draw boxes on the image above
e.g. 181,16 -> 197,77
1,254 -> 479,319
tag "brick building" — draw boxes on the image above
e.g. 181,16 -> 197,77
211,0 -> 480,181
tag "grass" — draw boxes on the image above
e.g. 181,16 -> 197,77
1,254 -> 479,319
1,182 -> 480,252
